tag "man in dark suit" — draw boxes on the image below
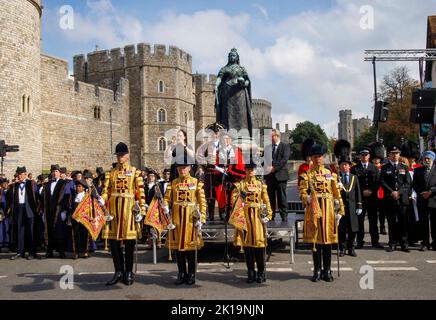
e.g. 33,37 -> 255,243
338,156 -> 362,257
42,164 -> 71,258
380,145 -> 412,252
264,129 -> 291,222
351,147 -> 383,249
413,150 -> 436,251
8,167 -> 39,260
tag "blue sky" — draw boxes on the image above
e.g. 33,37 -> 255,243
40,0 -> 436,137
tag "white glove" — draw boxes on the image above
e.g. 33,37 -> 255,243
307,194 -> 312,204
162,206 -> 170,214
334,200 -> 340,211
60,211 -> 67,222
261,217 -> 269,224
336,214 -> 342,223
195,220 -> 202,231
135,214 -> 143,223
105,214 -> 114,222
356,209 -> 363,216
98,197 -> 105,207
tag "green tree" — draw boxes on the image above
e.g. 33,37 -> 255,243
289,121 -> 329,160
377,66 -> 419,147
353,126 -> 377,152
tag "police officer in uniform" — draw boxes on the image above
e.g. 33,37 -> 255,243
102,142 -> 147,286
351,147 -> 383,249
299,145 -> 345,282
380,145 -> 412,252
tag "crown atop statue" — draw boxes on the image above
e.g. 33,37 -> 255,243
230,48 -> 238,53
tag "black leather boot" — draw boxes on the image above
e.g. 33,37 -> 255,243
186,273 -> 196,285
186,251 -> 196,285
175,251 -> 187,285
311,246 -> 322,282
124,240 -> 135,285
321,245 -> 333,282
175,273 -> 186,285
254,248 -> 266,283
246,270 -> 256,283
106,240 -> 125,286
106,272 -> 124,286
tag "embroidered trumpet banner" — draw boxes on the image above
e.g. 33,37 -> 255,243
72,193 -> 106,241
229,196 -> 248,232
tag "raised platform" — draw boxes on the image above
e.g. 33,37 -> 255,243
151,201 -> 305,264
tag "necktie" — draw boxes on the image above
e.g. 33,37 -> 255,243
343,173 -> 349,185
272,144 -> 277,155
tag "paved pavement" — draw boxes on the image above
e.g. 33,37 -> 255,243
1,179 -> 435,300
1,235 -> 435,300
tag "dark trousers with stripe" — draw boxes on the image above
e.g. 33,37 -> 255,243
386,202 -> 408,247
358,198 -> 380,245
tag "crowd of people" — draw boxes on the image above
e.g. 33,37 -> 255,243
1,126 -> 435,286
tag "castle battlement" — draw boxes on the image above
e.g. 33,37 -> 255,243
73,43 -> 193,77
252,99 -> 272,108
72,78 -> 129,104
42,54 -> 128,104
193,73 -> 218,87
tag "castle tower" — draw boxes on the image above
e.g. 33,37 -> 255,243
193,73 -> 217,143
74,44 -> 195,170
338,110 -> 354,146
0,0 -> 43,176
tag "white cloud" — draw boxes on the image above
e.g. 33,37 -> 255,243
47,0 -> 436,139
265,37 -> 315,76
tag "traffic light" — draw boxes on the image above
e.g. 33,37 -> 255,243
0,140 -> 5,157
373,101 -> 389,122
411,89 -> 436,124
0,141 -> 20,157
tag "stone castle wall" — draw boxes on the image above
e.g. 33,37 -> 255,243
73,44 -> 195,170
0,0 -> 43,177
40,54 -> 130,172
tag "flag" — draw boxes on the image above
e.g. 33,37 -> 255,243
228,195 -> 247,231
144,197 -> 168,240
303,193 -> 321,243
72,193 -> 106,241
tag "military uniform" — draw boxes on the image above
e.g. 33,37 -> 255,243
380,145 -> 412,252
102,143 -> 146,286
231,169 -> 272,283
299,145 -> 345,282
163,170 -> 206,285
351,147 -> 382,248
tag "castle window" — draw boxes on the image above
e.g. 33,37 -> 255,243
158,81 -> 165,93
27,96 -> 31,114
158,108 -> 167,122
94,106 -> 101,120
22,95 -> 26,113
158,137 -> 167,152
184,112 -> 188,125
